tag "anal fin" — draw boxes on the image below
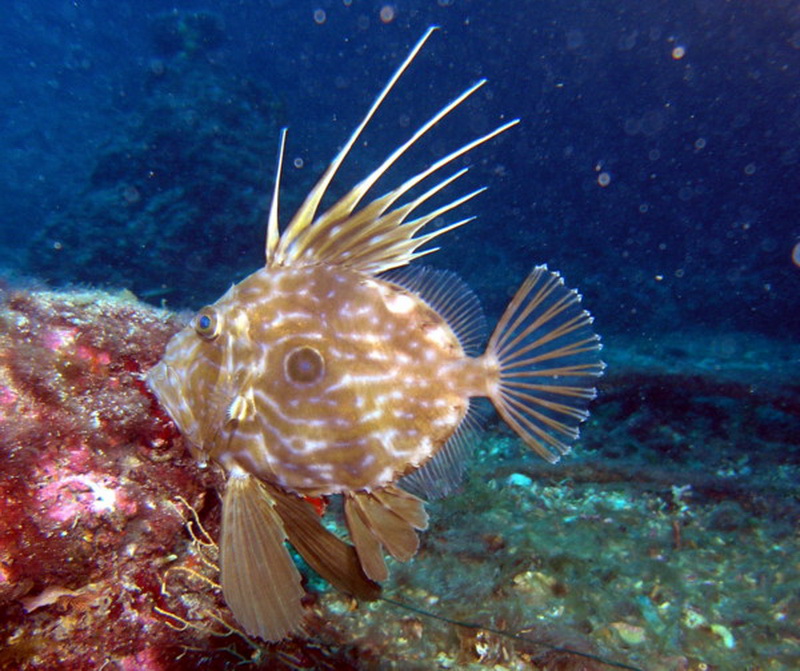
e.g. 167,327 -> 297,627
344,485 -> 428,583
220,468 -> 305,641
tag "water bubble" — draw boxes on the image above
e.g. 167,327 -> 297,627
639,109 -> 665,136
293,157 -> 304,169
149,58 -> 165,76
379,5 -> 396,23
694,137 -> 706,150
671,45 -> 686,60
760,238 -> 777,253
792,242 -> 800,267
597,172 -> 611,187
122,185 -> 141,205
618,31 -> 638,51
744,163 -> 756,175
623,118 -> 641,136
313,8 -> 326,24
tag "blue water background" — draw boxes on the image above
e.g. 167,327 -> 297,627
1,0 -> 798,341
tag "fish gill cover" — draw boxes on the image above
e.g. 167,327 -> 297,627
0,2 -> 798,670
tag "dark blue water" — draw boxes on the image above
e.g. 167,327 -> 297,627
1,0 -> 798,339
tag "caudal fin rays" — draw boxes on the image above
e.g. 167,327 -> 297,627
486,266 -> 605,463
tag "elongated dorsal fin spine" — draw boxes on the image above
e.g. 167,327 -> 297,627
265,128 -> 288,264
273,26 -> 439,265
264,25 -> 519,275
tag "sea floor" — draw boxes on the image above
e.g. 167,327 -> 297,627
0,289 -> 797,670
341,331 -> 800,670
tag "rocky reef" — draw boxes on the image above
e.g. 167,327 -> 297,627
0,287 -> 369,669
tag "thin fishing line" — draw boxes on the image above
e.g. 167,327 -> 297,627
380,595 -> 644,671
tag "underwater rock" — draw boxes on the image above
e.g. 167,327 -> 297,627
0,288 -> 201,667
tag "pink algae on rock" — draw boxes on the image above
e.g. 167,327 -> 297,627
0,287 -> 371,670
0,287 -> 220,669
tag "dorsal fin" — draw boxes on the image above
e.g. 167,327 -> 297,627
381,266 -> 487,356
264,26 -> 519,275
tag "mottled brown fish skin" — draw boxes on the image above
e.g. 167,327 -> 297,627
152,264 -> 484,495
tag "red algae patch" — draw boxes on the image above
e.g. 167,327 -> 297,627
0,288 -> 216,669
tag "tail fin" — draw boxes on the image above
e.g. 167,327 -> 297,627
485,265 -> 604,463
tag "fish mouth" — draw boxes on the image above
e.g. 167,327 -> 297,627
146,360 -> 200,441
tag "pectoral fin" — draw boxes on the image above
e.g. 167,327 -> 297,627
220,468 -> 305,641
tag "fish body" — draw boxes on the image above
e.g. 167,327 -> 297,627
153,263 -> 481,494
147,28 -> 604,641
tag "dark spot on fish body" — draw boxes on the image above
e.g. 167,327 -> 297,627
284,346 -> 325,385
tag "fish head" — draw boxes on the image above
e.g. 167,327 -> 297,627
146,283 -> 257,461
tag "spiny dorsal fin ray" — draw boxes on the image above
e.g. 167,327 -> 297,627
322,189 -> 484,273
485,266 -> 605,463
270,26 -> 439,266
265,128 -> 288,264
306,78 -> 487,232
279,120 -> 516,274
266,23 -> 518,274
302,168 -> 471,265
281,78 -> 487,263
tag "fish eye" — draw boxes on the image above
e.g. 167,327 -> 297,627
284,346 -> 325,385
194,307 -> 221,340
